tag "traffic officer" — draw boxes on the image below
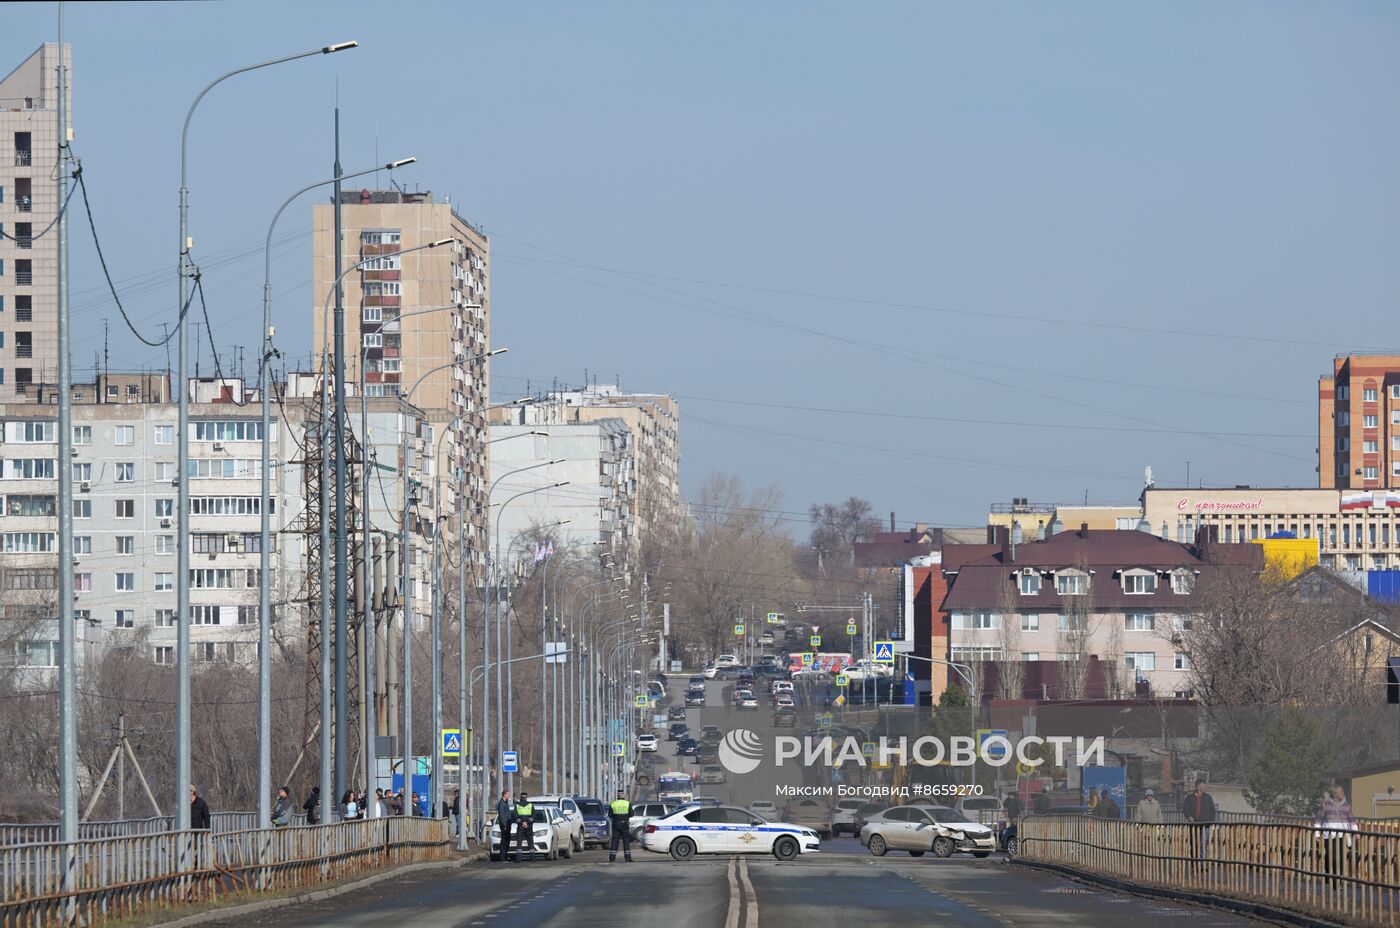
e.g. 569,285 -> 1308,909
608,789 -> 634,862
514,792 -> 536,862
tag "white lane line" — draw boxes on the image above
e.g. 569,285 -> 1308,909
725,856 -> 741,928
738,856 -> 758,928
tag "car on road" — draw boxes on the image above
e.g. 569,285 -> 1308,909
698,764 -> 727,784
851,801 -> 888,835
703,664 -> 722,679
641,805 -> 821,861
530,795 -> 587,854
771,679 -> 794,695
489,806 -> 571,861
685,690 -> 706,706
667,706 -> 687,721
695,742 -> 719,765
689,674 -> 707,686
773,708 -> 797,727
954,795 -> 1004,826
637,734 -> 658,752
628,800 -> 676,840
859,804 -> 995,858
681,796 -> 723,808
774,694 -> 795,710
783,798 -> 834,838
749,800 -> 779,817
572,796 -> 611,848
738,691 -> 759,710
668,723 -> 689,742
657,772 -> 695,806
715,654 -> 739,669
832,798 -> 864,836
760,631 -> 775,645
699,725 -> 722,742
676,737 -> 700,757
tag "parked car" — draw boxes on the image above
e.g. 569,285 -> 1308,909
749,800 -> 779,817
489,806 -> 570,861
641,805 -> 819,861
530,794 -> 586,854
832,798 -> 864,836
784,798 -> 833,838
859,804 -> 995,858
703,665 -> 722,679
637,734 -> 658,752
715,654 -> 739,668
573,796 -> 611,848
955,795 -> 1004,826
628,800 -> 676,840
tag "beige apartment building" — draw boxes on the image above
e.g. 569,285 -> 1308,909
311,189 -> 491,571
0,44 -> 70,401
1319,354 -> 1400,490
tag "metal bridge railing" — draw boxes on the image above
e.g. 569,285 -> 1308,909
0,816 -> 452,927
0,812 -> 308,848
1021,814 -> 1400,928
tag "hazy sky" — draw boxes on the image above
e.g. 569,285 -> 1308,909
5,1 -> 1397,533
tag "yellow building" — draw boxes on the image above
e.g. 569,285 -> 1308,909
1252,536 -> 1320,580
1335,759 -> 1400,820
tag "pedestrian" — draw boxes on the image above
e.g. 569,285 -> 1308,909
1136,789 -> 1162,824
1096,787 -> 1120,820
1003,792 -> 1022,821
410,791 -> 421,817
303,786 -> 321,825
608,789 -> 634,863
189,785 -> 211,830
341,789 -> 358,821
495,789 -> 515,863
514,792 -> 536,862
271,786 -> 293,828
1315,783 -> 1358,888
1183,779 -> 1216,870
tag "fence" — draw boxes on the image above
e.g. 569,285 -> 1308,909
1020,814 -> 1400,928
0,812 -> 303,848
0,816 -> 453,928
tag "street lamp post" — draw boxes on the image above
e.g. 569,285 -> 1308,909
178,38 -> 357,838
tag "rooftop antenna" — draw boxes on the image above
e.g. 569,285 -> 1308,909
102,320 -> 108,382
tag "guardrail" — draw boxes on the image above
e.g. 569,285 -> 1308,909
1020,814 -> 1400,928
0,816 -> 452,927
0,812 -> 305,848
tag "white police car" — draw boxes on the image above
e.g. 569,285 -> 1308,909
641,804 -> 820,861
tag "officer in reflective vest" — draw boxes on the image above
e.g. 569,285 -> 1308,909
514,793 -> 536,862
609,790 -> 633,862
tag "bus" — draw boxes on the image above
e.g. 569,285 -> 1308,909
657,771 -> 695,805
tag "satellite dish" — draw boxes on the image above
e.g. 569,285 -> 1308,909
1144,465 -> 1154,488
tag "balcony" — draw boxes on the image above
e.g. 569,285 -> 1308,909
16,271 -> 32,286
15,235 -> 31,250
14,150 -> 31,167
16,346 -> 32,359
16,196 -> 32,213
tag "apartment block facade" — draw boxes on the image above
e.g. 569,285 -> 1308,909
0,44 -> 70,400
1320,354 -> 1400,490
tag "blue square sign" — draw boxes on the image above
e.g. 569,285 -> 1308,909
502,751 -> 518,774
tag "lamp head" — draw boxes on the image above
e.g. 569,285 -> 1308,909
385,157 -> 416,169
322,41 -> 359,53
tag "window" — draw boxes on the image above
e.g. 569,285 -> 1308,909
1125,652 -> 1156,673
360,230 -> 401,245
1338,411 -> 1350,426
114,609 -> 134,628
4,458 -> 56,479
154,499 -> 174,518
187,458 -> 262,479
74,573 -> 91,592
1057,613 -> 1087,631
154,572 -> 173,592
1364,415 -> 1378,428
1056,651 -> 1082,662
154,425 -> 174,445
4,568 -> 56,591
189,496 -> 273,515
362,333 -> 382,348
115,500 -> 134,519
950,645 -> 1001,662
72,499 -> 90,519
1364,466 -> 1379,480
155,535 -> 174,555
952,611 -> 999,630
1022,652 -> 1040,661
1364,388 -> 1378,402
192,421 -> 268,442
189,605 -> 222,626
74,536 -> 90,555
73,610 -> 90,626
362,307 -> 383,323
20,641 -> 60,668
1019,572 -> 1041,595
1123,572 -> 1156,594
237,605 -> 256,625
5,494 -> 55,516
1338,385 -> 1350,401
1171,571 -> 1195,594
115,462 -> 134,482
1056,573 -> 1088,595
72,425 -> 91,445
1020,614 -> 1039,632
71,462 -> 91,482
115,573 -> 135,592
383,358 -> 401,373
154,646 -> 174,665
360,255 -> 400,271
1125,612 -> 1155,631
114,426 -> 135,445
3,532 -> 56,553
191,533 -> 226,554
1392,385 -> 1400,399
155,609 -> 176,628
362,281 -> 401,296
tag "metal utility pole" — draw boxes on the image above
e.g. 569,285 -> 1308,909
55,7 -> 77,880
457,485 -> 468,848
332,109 -> 350,804
320,372 -> 333,819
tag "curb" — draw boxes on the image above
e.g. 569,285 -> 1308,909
155,849 -> 488,928
1011,859 -> 1351,928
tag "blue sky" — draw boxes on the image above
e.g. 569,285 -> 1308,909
5,1 -> 1397,530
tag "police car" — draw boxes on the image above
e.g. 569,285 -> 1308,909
641,804 -> 820,861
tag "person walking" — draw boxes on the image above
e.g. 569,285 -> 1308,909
303,786 -> 321,825
514,792 -> 536,862
1003,792 -> 1022,822
1136,789 -> 1163,824
271,786 -> 293,828
373,788 -> 385,818
495,789 -> 515,863
1183,779 -> 1216,871
1315,783 -> 1358,888
608,790 -> 634,862
1096,787 -> 1120,820
189,785 -> 211,831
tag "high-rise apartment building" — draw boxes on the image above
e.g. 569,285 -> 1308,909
311,189 -> 491,571
1320,354 -> 1400,490
0,44 -> 70,400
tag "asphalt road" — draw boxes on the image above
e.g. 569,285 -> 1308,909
206,848 -> 1262,928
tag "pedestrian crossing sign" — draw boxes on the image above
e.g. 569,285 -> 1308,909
818,713 -> 833,729
834,673 -> 849,687
862,741 -> 876,757
872,641 -> 895,664
440,729 -> 462,757
634,694 -> 649,708
846,623 -> 857,635
767,612 -> 780,623
734,623 -> 745,636
810,635 -> 821,647
612,742 -> 625,757
799,652 -> 814,666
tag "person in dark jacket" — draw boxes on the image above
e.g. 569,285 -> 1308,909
303,786 -> 321,825
1003,792 -> 1023,821
495,790 -> 515,862
189,785 -> 211,830
272,786 -> 293,827
608,790 -> 634,862
1095,787 -> 1121,820
1183,779 -> 1216,867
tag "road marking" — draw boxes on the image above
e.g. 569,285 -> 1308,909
737,856 -> 759,928
725,857 -> 741,928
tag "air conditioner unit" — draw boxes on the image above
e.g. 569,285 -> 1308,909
226,534 -> 241,547
70,449 -> 78,457
208,552 -> 217,561
213,443 -> 225,452
79,482 -> 90,493
160,518 -> 172,528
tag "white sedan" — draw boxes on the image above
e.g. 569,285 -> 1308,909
641,805 -> 820,861
637,734 -> 658,752
489,807 -> 572,861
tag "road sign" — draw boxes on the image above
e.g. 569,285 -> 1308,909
440,728 -> 462,757
799,652 -> 814,666
862,741 -> 876,757
832,694 -> 845,707
978,728 -> 1009,760
502,751 -> 518,774
634,694 -> 649,708
846,623 -> 857,635
834,673 -> 849,687
810,635 -> 822,647
1016,761 -> 1037,777
766,612 -> 780,623
612,742 -> 625,757
817,713 -> 833,729
872,641 -> 895,664
734,623 -> 745,636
